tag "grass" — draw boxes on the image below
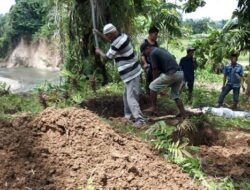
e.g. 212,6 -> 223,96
196,68 -> 222,83
0,93 -> 43,118
207,115 -> 250,130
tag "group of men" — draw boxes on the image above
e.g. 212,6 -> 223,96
94,23 -> 248,128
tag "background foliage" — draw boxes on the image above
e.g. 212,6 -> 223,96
0,0 -> 249,82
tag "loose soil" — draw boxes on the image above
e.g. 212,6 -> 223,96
172,121 -> 220,146
82,95 -> 250,182
1,94 -> 249,189
199,130 -> 250,180
0,108 -> 202,190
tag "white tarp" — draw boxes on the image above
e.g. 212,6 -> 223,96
186,107 -> 250,118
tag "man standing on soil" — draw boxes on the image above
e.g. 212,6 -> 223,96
140,26 -> 159,95
179,47 -> 197,102
94,23 -> 145,127
216,53 -> 244,109
141,44 -> 186,117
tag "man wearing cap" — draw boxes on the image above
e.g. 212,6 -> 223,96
216,53 -> 245,109
94,23 -> 145,127
179,47 -> 197,102
141,45 -> 186,117
140,26 -> 159,94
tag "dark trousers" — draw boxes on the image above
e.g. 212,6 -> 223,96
218,84 -> 240,105
186,80 -> 194,94
145,68 -> 153,94
182,80 -> 194,94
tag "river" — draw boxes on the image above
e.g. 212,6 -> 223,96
0,67 -> 60,92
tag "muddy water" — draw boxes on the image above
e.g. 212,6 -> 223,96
0,67 -> 60,92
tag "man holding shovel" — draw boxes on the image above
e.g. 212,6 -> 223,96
94,23 -> 146,127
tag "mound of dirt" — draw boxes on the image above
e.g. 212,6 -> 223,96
0,107 -> 201,190
199,130 -> 250,180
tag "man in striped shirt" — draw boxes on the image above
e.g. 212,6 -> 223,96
94,23 -> 145,127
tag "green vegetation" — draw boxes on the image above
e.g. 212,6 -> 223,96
0,81 -> 10,95
191,0 -> 250,71
106,109 -> 249,189
145,121 -> 236,190
0,93 -> 42,118
0,0 -> 249,85
0,0 -> 250,189
0,0 -> 52,58
183,18 -> 227,34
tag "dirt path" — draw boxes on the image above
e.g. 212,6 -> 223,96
0,108 -> 202,190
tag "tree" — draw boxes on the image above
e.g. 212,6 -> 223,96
33,0 -> 207,87
54,0 -> 187,87
232,0 -> 250,52
183,18 -> 227,34
8,0 -> 48,42
182,0 -> 206,13
0,0 -> 50,58
54,0 -> 145,86
190,0 -> 250,71
0,15 -> 5,37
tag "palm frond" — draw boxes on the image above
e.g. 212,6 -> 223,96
177,119 -> 197,135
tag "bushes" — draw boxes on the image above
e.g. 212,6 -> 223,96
146,120 -> 236,190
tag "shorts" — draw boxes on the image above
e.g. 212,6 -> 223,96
149,71 -> 184,100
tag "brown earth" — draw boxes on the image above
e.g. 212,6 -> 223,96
71,85 -> 249,186
199,130 -> 250,180
81,95 -> 250,183
80,95 -> 176,118
172,121 -> 220,146
0,108 -> 202,190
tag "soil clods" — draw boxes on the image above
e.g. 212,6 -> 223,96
0,108 -> 201,190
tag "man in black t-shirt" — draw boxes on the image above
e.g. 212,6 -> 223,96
140,26 -> 159,94
179,47 -> 197,102
141,44 -> 186,117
